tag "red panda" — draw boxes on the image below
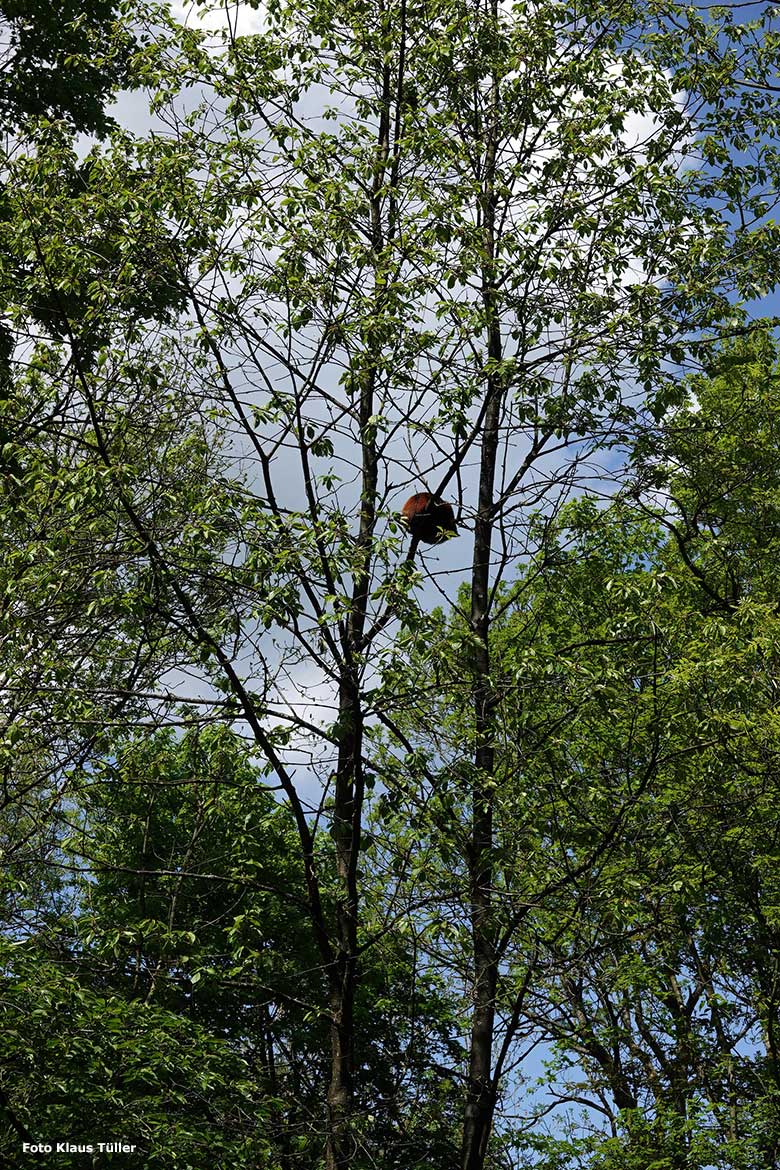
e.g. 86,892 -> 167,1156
400,493 -> 458,544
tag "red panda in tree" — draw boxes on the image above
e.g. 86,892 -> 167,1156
400,492 -> 458,544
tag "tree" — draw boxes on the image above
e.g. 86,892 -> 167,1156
0,938 -> 274,1167
3,1 -> 780,1166
384,334 -> 780,1166
0,0 -> 139,134
0,727 -> 463,1167
499,502 -> 780,1169
0,0 -> 159,388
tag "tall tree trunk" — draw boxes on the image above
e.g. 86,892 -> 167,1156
325,677 -> 363,1169
462,8 -> 502,1164
324,19 -> 394,1161
462,374 -> 501,1170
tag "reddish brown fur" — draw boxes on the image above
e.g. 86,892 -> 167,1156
400,492 -> 458,544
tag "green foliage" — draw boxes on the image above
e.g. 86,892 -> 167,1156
636,332 -> 780,610
0,0 -> 137,134
3,0 -> 780,1166
0,939 -> 272,1167
372,339 -> 780,1161
20,728 -> 460,1166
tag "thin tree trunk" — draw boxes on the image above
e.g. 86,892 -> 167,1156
325,675 -> 364,1170
462,379 -> 501,1170
462,6 -> 502,1163
324,15 -> 395,1161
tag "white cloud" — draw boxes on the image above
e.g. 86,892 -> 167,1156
171,0 -> 265,40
